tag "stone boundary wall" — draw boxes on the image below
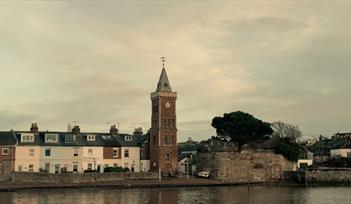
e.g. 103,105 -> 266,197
306,170 -> 351,183
0,172 -> 158,183
196,152 -> 296,182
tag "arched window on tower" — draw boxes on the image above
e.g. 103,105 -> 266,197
165,151 -> 172,162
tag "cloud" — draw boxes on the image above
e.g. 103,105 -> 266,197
0,2 -> 350,141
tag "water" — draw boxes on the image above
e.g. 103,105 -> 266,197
0,186 -> 350,204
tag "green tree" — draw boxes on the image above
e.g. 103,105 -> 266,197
273,138 -> 305,162
211,111 -> 273,151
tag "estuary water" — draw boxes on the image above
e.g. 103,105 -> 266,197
0,186 -> 350,204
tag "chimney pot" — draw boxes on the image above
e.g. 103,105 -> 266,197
72,125 -> 80,134
110,125 -> 118,135
30,123 -> 38,133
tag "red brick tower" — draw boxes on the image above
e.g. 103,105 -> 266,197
150,59 -> 177,175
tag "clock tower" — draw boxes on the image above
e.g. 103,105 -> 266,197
150,60 -> 177,175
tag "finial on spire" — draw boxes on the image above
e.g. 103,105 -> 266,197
161,56 -> 165,69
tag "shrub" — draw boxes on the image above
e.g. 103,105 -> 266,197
84,169 -> 98,173
104,166 -> 124,172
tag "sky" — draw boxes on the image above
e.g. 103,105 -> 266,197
0,1 -> 351,142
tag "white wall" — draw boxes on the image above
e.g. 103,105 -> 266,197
82,147 -> 104,172
120,147 -> 140,172
297,159 -> 313,168
15,146 -> 41,172
40,146 -> 83,173
331,149 -> 351,158
140,160 -> 150,172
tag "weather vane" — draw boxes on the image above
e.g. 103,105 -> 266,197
161,56 -> 165,68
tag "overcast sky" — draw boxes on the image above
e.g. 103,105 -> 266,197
0,1 -> 350,141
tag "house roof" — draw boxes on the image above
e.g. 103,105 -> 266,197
178,152 -> 192,161
4,131 -> 145,147
0,131 -> 17,146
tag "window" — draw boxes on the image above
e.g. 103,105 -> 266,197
153,105 -> 158,113
65,134 -> 76,143
29,149 -> 34,157
124,149 -> 129,158
164,136 -> 173,145
21,133 -> 34,142
125,136 -> 132,141
28,164 -> 34,172
72,162 -> 78,172
113,163 -> 118,168
165,152 -> 172,162
73,148 -> 79,157
87,163 -> 93,170
45,134 -> 58,143
1,148 -> 9,155
18,165 -> 22,172
87,135 -> 96,141
88,149 -> 93,156
45,149 -> 51,157
113,148 -> 119,157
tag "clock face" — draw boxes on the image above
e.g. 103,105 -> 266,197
165,102 -> 171,108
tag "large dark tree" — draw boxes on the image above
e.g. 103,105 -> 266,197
211,111 -> 273,151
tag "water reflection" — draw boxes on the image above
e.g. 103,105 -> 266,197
0,186 -> 350,204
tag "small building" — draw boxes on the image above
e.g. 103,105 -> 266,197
297,148 -> 313,169
330,148 -> 351,158
177,153 -> 196,175
331,132 -> 351,140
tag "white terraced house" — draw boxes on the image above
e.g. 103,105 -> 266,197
2,124 -> 150,174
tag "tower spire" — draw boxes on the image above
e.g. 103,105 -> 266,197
156,57 -> 172,92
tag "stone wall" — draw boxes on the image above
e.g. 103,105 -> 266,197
196,152 -> 296,182
1,172 -> 158,183
306,170 -> 351,183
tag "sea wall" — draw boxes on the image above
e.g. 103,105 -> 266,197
196,152 -> 296,182
0,172 -> 158,183
306,170 -> 351,183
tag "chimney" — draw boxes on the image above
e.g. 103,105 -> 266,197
72,125 -> 80,134
133,127 -> 143,136
30,123 -> 38,133
110,125 -> 118,135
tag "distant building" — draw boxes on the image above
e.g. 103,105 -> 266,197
331,132 -> 351,140
330,148 -> 351,158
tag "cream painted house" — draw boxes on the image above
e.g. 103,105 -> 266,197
15,133 -> 41,172
9,126 -> 150,174
331,148 -> 351,158
120,146 -> 140,172
40,146 -> 83,173
82,146 -> 104,172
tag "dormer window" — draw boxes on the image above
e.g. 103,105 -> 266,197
45,134 -> 58,143
65,134 -> 76,143
87,134 -> 96,141
125,136 -> 132,141
21,133 -> 35,143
